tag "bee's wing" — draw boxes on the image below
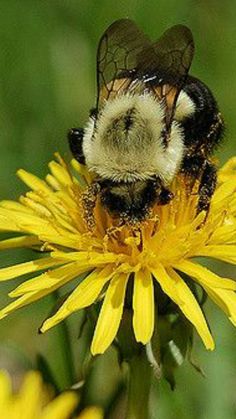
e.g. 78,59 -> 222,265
97,21 -> 194,134
96,19 -> 151,107
137,25 -> 195,130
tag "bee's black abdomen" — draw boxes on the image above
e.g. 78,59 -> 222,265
67,128 -> 85,164
182,76 -> 224,154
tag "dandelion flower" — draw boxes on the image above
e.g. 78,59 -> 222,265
0,369 -> 102,419
0,154 -> 235,355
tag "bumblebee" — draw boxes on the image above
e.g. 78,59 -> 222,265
68,19 -> 224,223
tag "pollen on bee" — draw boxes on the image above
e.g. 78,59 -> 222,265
81,187 -> 97,231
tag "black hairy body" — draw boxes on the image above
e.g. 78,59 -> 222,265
180,75 -> 224,212
182,76 -> 224,153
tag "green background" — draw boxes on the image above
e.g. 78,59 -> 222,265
0,1 -> 235,418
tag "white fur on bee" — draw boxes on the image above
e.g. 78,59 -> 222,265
83,93 -> 185,184
175,90 -> 195,121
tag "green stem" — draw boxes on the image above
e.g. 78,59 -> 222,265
56,318 -> 75,387
52,292 -> 75,388
127,351 -> 153,419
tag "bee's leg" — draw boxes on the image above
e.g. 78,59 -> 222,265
153,177 -> 174,205
197,160 -> 217,215
67,128 -> 85,164
157,186 -> 174,205
180,154 -> 206,193
81,181 -> 101,230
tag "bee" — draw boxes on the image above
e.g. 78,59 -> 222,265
68,19 -> 224,224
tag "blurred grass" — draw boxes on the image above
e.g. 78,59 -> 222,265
0,1 -> 235,418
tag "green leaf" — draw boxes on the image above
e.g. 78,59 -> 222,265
36,353 -> 59,393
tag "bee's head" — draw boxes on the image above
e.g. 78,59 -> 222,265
100,178 -> 166,221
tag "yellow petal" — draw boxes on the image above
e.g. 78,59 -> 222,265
17,169 -> 52,194
0,371 -> 11,403
46,173 -> 61,190
0,236 -> 40,250
219,156 -> 236,179
0,292 -> 47,320
91,273 -> 129,355
175,260 -> 236,290
48,161 -> 73,187
209,220 -> 236,245
41,392 -> 78,419
152,265 -> 214,350
41,266 -> 114,332
133,269 -> 154,344
71,158 -> 92,184
78,407 -> 103,419
9,262 -> 85,297
0,208 -> 54,235
51,250 -> 121,265
0,257 -> 64,282
197,245 -> 236,264
0,213 -> 21,232
19,372 -> 43,419
0,263 -> 84,320
0,200 -> 33,213
20,196 -> 52,218
212,178 -> 236,205
37,234 -> 84,251
203,286 -> 236,326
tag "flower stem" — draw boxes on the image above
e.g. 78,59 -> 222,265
56,318 -> 75,387
52,292 -> 75,388
127,351 -> 153,419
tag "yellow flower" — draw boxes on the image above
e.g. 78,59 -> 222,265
0,154 -> 235,355
0,370 -> 102,419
